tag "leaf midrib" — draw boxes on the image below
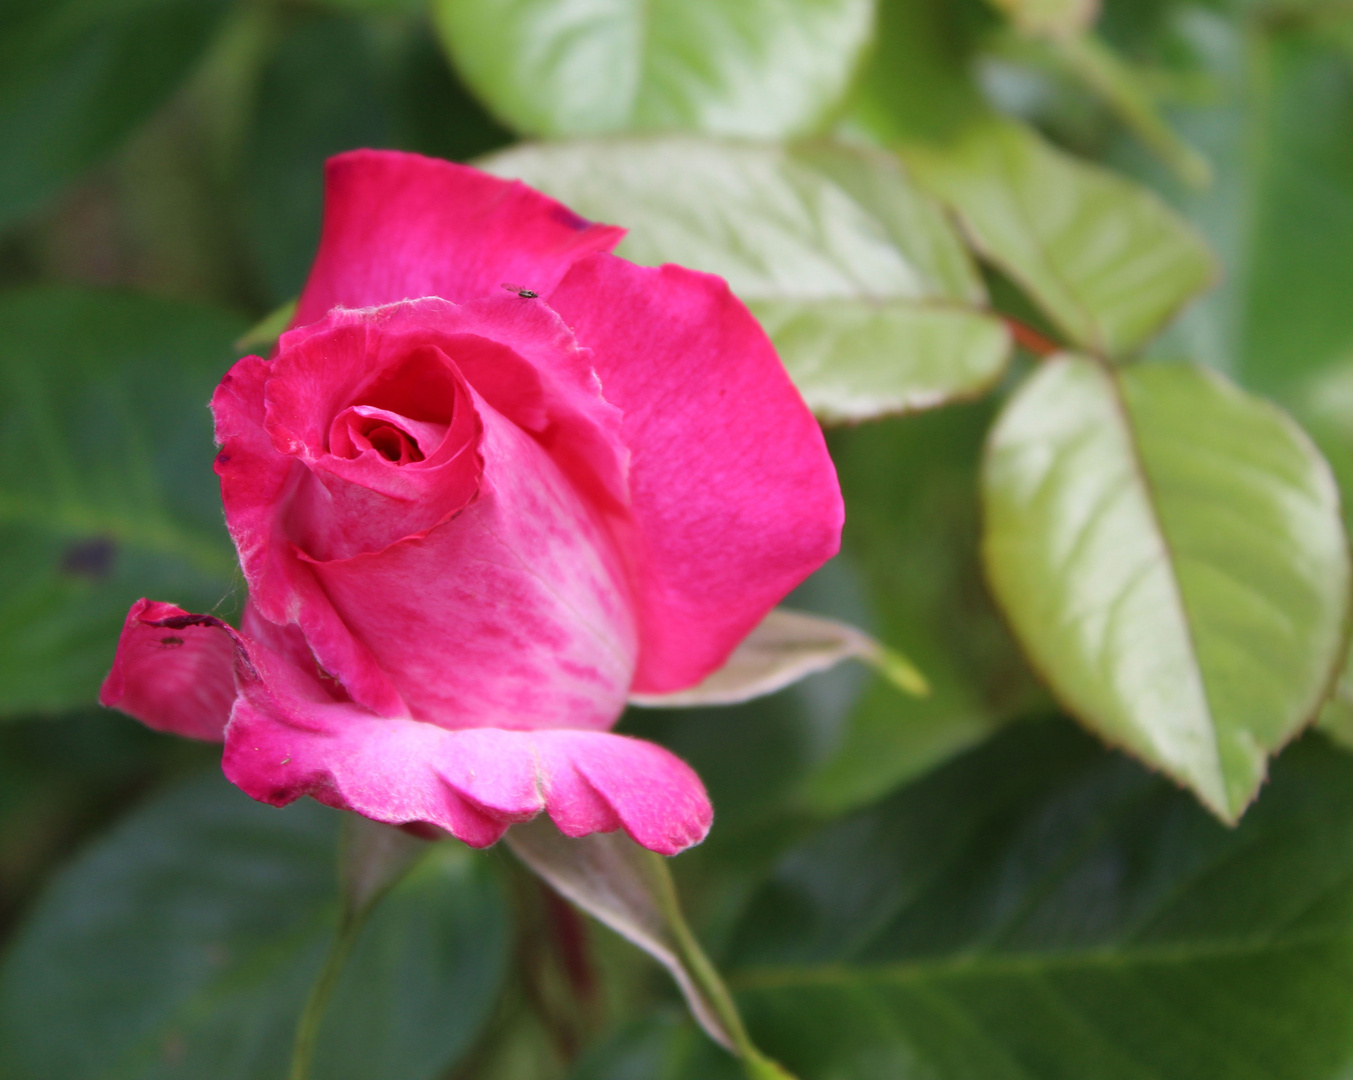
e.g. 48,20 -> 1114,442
730,929 -> 1351,992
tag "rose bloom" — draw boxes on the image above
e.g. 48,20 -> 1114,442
101,151 -> 842,855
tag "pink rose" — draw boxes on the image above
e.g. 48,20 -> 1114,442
100,151 -> 843,855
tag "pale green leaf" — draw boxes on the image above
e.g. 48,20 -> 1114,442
902,119 -> 1217,357
982,354 -> 1350,820
987,0 -> 1098,38
430,0 -> 873,140
480,137 -> 1012,421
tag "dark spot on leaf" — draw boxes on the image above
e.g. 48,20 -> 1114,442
161,1032 -> 186,1066
60,537 -> 115,580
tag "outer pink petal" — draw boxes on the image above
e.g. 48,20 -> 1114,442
213,354 -> 407,717
534,730 -> 712,854
305,392 -> 637,732
99,600 -> 237,741
547,255 -> 845,693
294,150 -> 625,325
223,695 -> 711,854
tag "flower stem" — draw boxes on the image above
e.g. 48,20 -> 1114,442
288,908 -> 365,1080
643,850 -> 797,1080
289,817 -> 429,1080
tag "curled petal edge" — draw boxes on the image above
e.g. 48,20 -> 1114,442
102,600 -> 711,855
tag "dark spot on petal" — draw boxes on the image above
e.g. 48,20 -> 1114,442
550,205 -> 593,231
157,636 -> 185,649
61,536 -> 116,580
215,451 -> 231,467
152,613 -> 225,631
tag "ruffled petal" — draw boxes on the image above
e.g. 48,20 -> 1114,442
294,150 -> 625,326
99,600 -> 237,741
547,255 -> 844,693
223,691 -> 711,854
534,730 -> 712,854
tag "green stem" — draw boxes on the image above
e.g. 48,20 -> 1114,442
644,851 -> 795,1080
288,909 -> 366,1080
289,818 -> 427,1080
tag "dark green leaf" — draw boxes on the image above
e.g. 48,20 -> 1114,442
728,720 -> 1353,1080
0,771 -> 509,1080
1112,17 -> 1353,394
431,0 -> 874,139
983,355 -> 1350,820
800,403 -> 1038,817
314,846 -> 510,1080
481,137 -> 1012,422
0,0 -> 231,227
242,13 -> 391,305
569,1012 -> 740,1080
0,288 -> 245,715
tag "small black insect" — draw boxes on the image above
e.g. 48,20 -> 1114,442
501,282 -> 539,299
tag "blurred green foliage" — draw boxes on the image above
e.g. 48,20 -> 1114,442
5,0 -> 1353,1077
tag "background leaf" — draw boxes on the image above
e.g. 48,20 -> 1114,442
0,0 -> 232,228
0,771 -> 509,1080
241,12 -> 390,305
0,288 -> 245,715
902,118 -> 1217,357
482,137 -> 1012,422
982,354 -> 1350,820
798,403 -> 1040,818
986,0 -> 1097,39
430,0 -> 874,139
722,720 -> 1353,1080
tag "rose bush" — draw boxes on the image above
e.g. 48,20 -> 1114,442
99,150 -> 843,855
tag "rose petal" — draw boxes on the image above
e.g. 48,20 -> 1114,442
99,599 -> 238,741
548,255 -> 844,693
535,730 -> 713,854
304,391 -> 638,732
213,353 -> 409,717
223,693 -> 711,854
294,149 -> 625,326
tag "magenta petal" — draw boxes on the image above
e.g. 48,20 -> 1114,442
99,600 -> 237,741
548,255 -> 844,693
222,687 -> 711,853
213,353 -> 409,717
305,394 -> 637,731
534,730 -> 712,855
294,150 -> 625,324
224,698 -> 515,848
